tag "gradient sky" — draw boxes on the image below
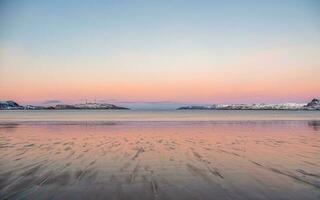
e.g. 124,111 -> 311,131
0,0 -> 319,105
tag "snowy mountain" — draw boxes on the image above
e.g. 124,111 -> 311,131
54,103 -> 129,110
1,99 -> 319,110
210,103 -> 307,110
305,99 -> 320,109
24,105 -> 55,110
177,99 -> 320,110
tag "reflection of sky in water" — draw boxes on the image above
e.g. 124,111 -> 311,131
1,110 -> 320,122
308,121 -> 320,131
0,121 -> 319,200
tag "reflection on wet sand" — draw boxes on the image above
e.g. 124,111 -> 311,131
0,121 -> 319,200
308,121 -> 320,131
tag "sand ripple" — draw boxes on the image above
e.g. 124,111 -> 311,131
0,121 -> 319,200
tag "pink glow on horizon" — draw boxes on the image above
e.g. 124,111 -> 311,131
1,42 -> 319,105
1,80 -> 319,105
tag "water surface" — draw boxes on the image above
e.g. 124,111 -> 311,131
0,117 -> 320,199
0,110 -> 320,122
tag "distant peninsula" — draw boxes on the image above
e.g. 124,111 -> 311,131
177,99 -> 320,111
0,101 -> 129,110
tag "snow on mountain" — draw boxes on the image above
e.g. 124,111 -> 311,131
211,103 -> 307,110
0,100 -> 129,110
55,103 -> 129,110
1,99 -> 319,110
305,99 -> 320,109
74,103 -> 128,109
178,99 -> 320,110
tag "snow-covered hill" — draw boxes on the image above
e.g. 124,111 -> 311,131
177,99 -> 320,110
0,101 -> 129,110
55,103 -> 129,110
73,103 -> 129,109
306,99 -> 320,109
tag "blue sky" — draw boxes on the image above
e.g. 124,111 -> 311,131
0,0 -> 319,106
1,0 -> 319,54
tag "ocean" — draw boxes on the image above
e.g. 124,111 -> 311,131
0,110 -> 320,122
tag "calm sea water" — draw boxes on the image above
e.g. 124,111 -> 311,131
0,111 -> 320,200
0,110 -> 320,122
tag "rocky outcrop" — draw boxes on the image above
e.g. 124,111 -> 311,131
55,104 -> 78,109
0,101 -> 129,110
0,101 -> 24,110
177,106 -> 210,110
305,99 -> 320,110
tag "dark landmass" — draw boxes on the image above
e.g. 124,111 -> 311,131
0,101 -> 24,110
0,101 -> 129,110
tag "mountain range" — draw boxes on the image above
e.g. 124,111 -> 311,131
177,99 -> 320,110
0,99 -> 319,110
0,101 -> 129,110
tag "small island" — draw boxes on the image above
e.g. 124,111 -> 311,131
177,99 -> 320,111
0,101 -> 129,110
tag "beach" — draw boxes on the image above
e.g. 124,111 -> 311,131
0,111 -> 320,199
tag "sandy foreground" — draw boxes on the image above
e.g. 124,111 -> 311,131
0,121 -> 319,200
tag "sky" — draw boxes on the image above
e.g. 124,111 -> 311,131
0,0 -> 319,106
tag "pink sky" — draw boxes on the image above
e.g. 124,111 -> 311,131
1,1 -> 319,105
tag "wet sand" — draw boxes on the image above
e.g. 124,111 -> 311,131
0,121 -> 320,199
